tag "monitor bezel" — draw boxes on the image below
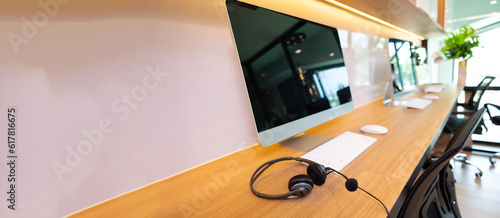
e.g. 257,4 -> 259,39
225,0 -> 354,147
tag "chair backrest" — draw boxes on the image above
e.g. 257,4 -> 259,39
467,76 -> 495,110
398,108 -> 486,218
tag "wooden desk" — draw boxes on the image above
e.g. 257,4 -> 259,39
69,84 -> 462,218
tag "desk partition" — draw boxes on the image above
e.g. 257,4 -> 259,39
69,84 -> 463,217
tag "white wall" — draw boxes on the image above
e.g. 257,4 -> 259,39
0,0 -> 420,217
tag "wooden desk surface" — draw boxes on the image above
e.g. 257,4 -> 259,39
69,84 -> 462,218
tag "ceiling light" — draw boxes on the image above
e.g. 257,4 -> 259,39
295,49 -> 302,54
491,0 -> 497,4
285,33 -> 307,46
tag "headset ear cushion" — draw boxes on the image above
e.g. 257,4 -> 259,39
288,174 -> 314,197
307,163 -> 327,186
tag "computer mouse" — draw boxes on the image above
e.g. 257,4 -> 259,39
423,95 -> 439,100
360,125 -> 388,135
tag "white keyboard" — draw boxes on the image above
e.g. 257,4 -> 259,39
301,131 -> 377,171
405,98 -> 432,110
424,85 -> 444,93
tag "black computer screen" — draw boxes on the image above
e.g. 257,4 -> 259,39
226,0 -> 353,146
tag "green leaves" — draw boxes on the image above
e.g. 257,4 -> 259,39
441,25 -> 480,61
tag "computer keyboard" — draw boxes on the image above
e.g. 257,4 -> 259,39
424,85 -> 444,93
301,131 -> 377,171
405,98 -> 432,110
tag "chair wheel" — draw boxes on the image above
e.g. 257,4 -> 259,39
490,157 -> 496,165
475,172 -> 483,178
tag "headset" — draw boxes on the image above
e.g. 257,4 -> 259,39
250,157 -> 389,215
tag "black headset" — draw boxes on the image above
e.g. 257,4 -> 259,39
250,157 -> 389,215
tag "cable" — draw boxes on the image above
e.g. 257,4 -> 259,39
325,167 -> 348,180
359,187 -> 389,216
325,167 -> 389,217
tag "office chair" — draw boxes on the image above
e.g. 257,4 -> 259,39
485,103 -> 500,165
398,108 -> 485,218
441,76 -> 495,177
452,76 -> 495,117
445,76 -> 495,134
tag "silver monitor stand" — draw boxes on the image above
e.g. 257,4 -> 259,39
278,133 -> 333,152
383,82 -> 407,106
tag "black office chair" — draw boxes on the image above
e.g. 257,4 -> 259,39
445,76 -> 494,134
441,76 -> 495,177
398,108 -> 485,218
485,103 -> 500,165
453,76 -> 495,117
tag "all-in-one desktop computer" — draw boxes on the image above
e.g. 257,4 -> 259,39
226,0 -> 354,147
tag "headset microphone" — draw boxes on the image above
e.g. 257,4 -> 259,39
324,167 -> 358,192
345,178 -> 358,192
251,157 -> 389,216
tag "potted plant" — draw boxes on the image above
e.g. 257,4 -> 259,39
441,25 -> 481,84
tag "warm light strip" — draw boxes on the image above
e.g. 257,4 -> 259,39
447,12 -> 498,23
323,0 -> 425,40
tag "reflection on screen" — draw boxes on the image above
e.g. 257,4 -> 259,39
389,39 -> 416,93
389,38 -> 428,97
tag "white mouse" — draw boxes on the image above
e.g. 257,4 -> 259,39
423,95 -> 439,100
360,125 -> 388,135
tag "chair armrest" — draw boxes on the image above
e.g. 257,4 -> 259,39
423,152 -> 444,170
485,103 -> 500,111
422,158 -> 435,170
485,103 -> 500,125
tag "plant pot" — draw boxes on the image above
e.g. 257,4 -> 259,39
458,60 -> 467,85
